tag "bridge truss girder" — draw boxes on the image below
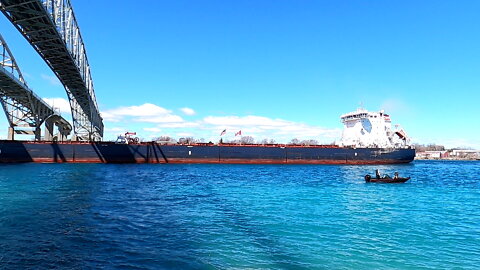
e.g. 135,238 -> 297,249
0,32 -> 71,140
0,0 -> 103,141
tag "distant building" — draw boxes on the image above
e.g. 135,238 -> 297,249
416,151 -> 449,159
416,149 -> 480,160
450,150 -> 480,159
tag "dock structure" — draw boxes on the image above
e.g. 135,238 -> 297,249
0,0 -> 103,141
0,33 -> 71,141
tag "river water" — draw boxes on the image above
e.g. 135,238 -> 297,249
1,161 -> 479,269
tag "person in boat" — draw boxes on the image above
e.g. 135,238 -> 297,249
375,169 -> 392,179
394,172 -> 399,179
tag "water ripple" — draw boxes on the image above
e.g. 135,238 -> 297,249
0,161 -> 479,269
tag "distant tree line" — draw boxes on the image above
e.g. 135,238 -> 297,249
413,143 -> 475,152
289,138 -> 320,146
413,143 -> 445,151
152,135 -> 335,145
153,136 -> 206,144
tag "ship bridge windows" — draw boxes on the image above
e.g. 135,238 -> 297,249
342,112 -> 372,122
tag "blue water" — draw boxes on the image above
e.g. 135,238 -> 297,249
1,161 -> 479,269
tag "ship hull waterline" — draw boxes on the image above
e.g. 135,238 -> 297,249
0,140 -> 415,164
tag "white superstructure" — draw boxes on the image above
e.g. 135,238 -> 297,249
338,108 -> 410,148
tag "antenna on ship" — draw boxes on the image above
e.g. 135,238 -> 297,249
358,101 -> 365,111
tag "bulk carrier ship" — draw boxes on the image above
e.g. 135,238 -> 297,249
0,109 -> 415,164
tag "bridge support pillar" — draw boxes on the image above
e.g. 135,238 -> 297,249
44,118 -> 54,141
7,127 -> 14,140
58,127 -> 68,142
43,116 -> 72,142
34,127 -> 41,141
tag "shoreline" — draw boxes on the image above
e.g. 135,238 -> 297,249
415,158 -> 480,161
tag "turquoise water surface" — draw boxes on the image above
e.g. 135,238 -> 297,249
1,161 -> 479,269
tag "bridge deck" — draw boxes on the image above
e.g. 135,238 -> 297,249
0,31 -> 71,140
0,64 -> 63,124
0,0 -> 103,140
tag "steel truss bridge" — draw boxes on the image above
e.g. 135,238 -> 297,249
0,33 -> 71,140
0,0 -> 103,141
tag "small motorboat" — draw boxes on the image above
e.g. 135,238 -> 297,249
364,174 -> 410,183
365,170 -> 410,183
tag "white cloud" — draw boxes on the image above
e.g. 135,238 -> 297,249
100,111 -> 121,122
203,115 -> 287,127
105,127 -> 125,133
99,103 -> 341,143
177,132 -> 194,137
105,103 -> 170,117
157,122 -> 200,128
41,74 -> 62,86
135,115 -> 184,123
198,115 -> 341,143
101,103 -> 184,123
143,127 -> 162,132
180,107 -> 196,116
43,97 -> 71,115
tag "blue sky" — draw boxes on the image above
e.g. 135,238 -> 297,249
0,0 -> 479,148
